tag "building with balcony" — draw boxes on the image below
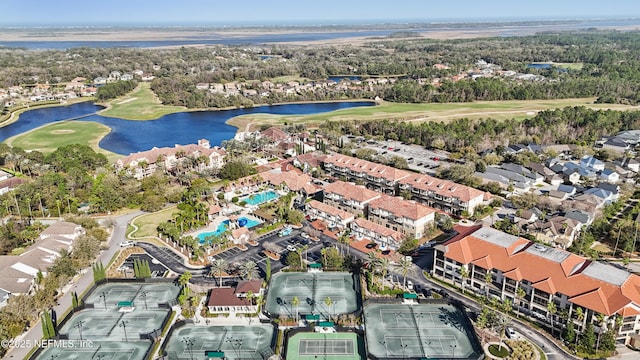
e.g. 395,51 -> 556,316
306,200 -> 355,230
322,181 -> 381,216
432,225 -> 640,344
322,154 -> 411,194
398,173 -> 488,216
350,218 -> 405,250
367,194 -> 435,239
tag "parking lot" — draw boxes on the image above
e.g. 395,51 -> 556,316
360,139 -> 451,175
121,253 -> 169,278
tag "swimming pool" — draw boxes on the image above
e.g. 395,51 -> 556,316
238,216 -> 262,228
198,220 -> 230,243
242,190 -> 279,206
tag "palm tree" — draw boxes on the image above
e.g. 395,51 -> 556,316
515,287 -> 526,318
210,259 -> 228,287
396,256 -> 414,290
547,301 -> 557,338
324,296 -> 333,322
378,257 -> 391,287
574,306 -> 585,348
239,260 -> 259,281
178,271 -> 192,286
494,312 -> 511,352
365,252 -> 381,285
300,244 -> 309,264
484,272 -> 493,301
291,296 -> 300,323
338,230 -> 351,255
459,266 -> 469,293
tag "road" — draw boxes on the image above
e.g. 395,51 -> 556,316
5,211 -> 143,360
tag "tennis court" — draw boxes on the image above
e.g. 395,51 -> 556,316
364,303 -> 483,360
164,325 -> 276,360
59,308 -> 169,341
286,332 -> 365,360
36,340 -> 151,360
264,272 -> 359,318
84,282 -> 181,310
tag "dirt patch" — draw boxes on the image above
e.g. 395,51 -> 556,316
117,97 -> 138,105
51,129 -> 74,134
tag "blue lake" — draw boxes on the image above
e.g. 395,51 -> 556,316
0,101 -> 374,155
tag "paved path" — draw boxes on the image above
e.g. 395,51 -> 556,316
5,211 -> 142,360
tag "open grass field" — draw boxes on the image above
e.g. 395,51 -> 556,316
99,82 -> 186,120
129,206 -> 179,238
6,121 -> 120,161
227,97 -> 640,129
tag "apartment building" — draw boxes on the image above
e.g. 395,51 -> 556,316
367,194 -> 435,239
322,154 -> 488,216
398,172 -> 487,216
350,218 -> 405,250
307,200 -> 355,230
115,139 -> 226,180
323,154 -> 411,194
433,225 -> 640,344
322,181 -> 381,216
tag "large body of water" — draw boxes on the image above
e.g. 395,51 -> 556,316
3,19 -> 640,50
0,101 -> 374,155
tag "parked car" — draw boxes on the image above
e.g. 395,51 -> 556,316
406,280 -> 414,291
286,245 -> 297,252
300,232 -> 310,239
119,241 -> 134,247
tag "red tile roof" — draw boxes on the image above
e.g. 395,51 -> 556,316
235,280 -> 262,294
353,218 -> 405,243
308,200 -> 354,222
369,194 -> 435,221
261,127 -> 289,142
323,154 -> 411,182
323,181 -> 381,204
399,172 -> 487,203
442,226 -> 640,316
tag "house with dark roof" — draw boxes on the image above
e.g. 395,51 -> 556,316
206,280 -> 262,315
603,137 -> 631,153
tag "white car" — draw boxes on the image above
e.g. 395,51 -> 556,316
286,245 -> 297,252
119,241 -> 134,247
506,327 -> 519,339
300,232 -> 310,239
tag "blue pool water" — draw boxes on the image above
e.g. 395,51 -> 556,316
198,220 -> 230,243
242,191 -> 279,206
238,216 -> 262,228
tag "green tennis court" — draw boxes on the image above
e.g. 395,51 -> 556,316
286,332 -> 365,360
265,272 -> 360,318
84,282 -> 181,310
364,303 -> 483,360
36,340 -> 151,360
163,325 -> 276,360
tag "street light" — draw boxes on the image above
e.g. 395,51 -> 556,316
119,320 -> 129,342
182,337 -> 195,360
99,292 -> 107,310
140,291 -> 148,310
226,336 -> 243,359
75,320 -> 85,341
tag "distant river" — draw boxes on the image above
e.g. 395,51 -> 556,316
3,19 -> 640,50
0,101 -> 374,154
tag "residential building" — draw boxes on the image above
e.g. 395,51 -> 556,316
206,281 -> 262,315
398,172 -> 488,216
323,154 -> 411,194
433,226 -> 640,344
367,194 -> 435,239
580,155 -> 605,172
322,181 -> 381,215
349,218 -> 405,250
306,200 -> 355,230
115,139 -> 226,180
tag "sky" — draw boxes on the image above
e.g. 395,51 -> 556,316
3,0 -> 640,27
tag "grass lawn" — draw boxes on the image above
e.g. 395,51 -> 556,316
227,97 -> 640,129
129,206 -> 178,238
488,344 -> 510,358
99,82 -> 186,120
5,121 -> 120,161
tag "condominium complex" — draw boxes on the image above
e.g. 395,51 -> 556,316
433,225 -> 640,344
323,154 -> 488,215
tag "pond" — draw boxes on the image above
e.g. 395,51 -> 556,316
0,100 -> 374,154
